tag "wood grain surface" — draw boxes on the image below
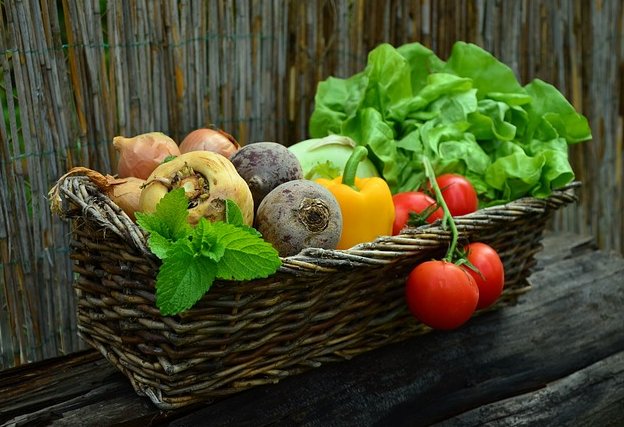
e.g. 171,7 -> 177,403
1,232 -> 622,427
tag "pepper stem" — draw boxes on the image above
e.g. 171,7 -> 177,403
422,157 -> 459,262
341,146 -> 369,191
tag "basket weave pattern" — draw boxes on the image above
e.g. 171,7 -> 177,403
56,176 -> 578,409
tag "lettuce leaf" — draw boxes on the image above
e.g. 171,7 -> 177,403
309,41 -> 592,205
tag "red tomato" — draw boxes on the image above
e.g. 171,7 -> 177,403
429,174 -> 478,217
392,191 -> 444,235
405,260 -> 479,330
462,242 -> 505,310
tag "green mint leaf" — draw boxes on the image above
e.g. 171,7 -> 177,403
192,218 -> 226,262
240,223 -> 262,237
136,188 -> 193,259
135,211 -> 175,258
225,199 -> 244,226
209,222 -> 282,280
201,243 -> 226,261
135,210 -> 170,239
223,199 -> 261,237
147,233 -> 175,259
137,188 -> 192,241
155,188 -> 193,240
139,192 -> 281,315
156,239 -> 217,316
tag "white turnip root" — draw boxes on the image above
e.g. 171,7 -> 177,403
140,151 -> 254,226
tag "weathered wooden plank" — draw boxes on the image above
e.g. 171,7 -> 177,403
9,383 -> 177,427
534,231 -> 596,258
432,350 -> 624,427
2,232 -> 617,427
0,351 -> 116,423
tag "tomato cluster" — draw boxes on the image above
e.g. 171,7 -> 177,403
392,174 -> 478,234
392,191 -> 443,235
405,242 -> 505,330
395,173 -> 506,330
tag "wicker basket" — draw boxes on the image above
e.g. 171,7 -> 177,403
52,175 -> 578,409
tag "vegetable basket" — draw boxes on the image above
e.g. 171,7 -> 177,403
52,174 -> 579,409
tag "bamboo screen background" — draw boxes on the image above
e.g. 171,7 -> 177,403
0,0 -> 621,368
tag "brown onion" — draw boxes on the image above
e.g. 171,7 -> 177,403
108,176 -> 145,221
48,167 -> 145,221
179,127 -> 240,158
113,132 -> 181,179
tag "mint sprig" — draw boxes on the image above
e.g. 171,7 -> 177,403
135,189 -> 192,259
135,188 -> 281,316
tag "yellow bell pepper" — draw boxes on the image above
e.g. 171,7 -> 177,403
316,146 -> 394,249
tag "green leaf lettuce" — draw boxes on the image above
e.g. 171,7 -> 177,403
309,41 -> 592,204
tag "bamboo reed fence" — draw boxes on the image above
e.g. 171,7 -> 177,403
0,0 -> 621,369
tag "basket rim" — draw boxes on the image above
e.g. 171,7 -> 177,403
51,174 -> 580,275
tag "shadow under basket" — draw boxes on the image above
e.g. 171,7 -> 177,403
52,175 -> 579,409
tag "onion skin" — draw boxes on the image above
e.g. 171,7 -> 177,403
108,177 -> 145,221
179,127 -> 240,158
114,132 -> 181,179
48,166 -> 144,221
140,151 -> 254,226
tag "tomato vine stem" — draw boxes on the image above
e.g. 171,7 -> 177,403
422,157 -> 459,262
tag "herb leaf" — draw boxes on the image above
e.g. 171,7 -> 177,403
136,188 -> 193,258
225,198 -> 261,237
192,218 -> 226,262
156,238 -> 217,315
146,233 -> 176,259
136,190 -> 282,316
225,198 -> 244,226
210,221 -> 282,280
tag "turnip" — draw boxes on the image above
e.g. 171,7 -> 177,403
229,142 -> 303,213
255,180 -> 343,257
139,151 -> 254,226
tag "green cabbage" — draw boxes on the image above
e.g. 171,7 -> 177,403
309,42 -> 591,205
